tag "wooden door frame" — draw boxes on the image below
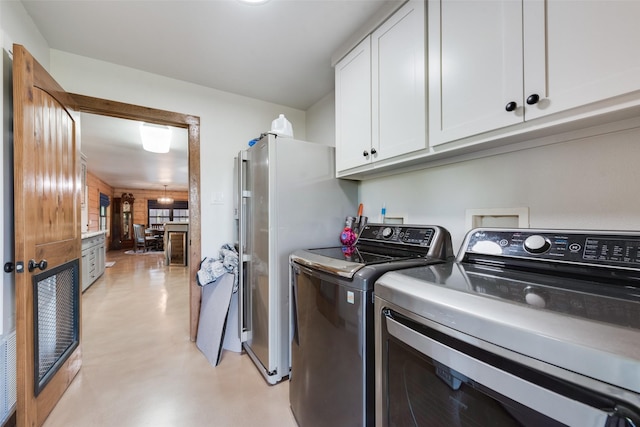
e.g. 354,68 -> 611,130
69,93 -> 202,341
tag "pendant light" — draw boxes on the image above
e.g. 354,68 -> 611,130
158,185 -> 174,204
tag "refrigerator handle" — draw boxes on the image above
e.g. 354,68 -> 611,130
291,264 -> 300,346
238,151 -> 250,342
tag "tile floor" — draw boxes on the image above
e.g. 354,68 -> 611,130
42,250 -> 297,427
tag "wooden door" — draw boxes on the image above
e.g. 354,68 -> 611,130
13,44 -> 82,427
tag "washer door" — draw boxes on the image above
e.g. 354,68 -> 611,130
290,264 -> 374,426
376,306 -> 640,427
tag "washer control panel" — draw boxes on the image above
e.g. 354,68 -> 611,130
462,228 -> 640,267
359,224 -> 435,248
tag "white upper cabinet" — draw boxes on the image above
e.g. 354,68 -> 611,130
372,0 -> 426,162
335,37 -> 372,172
428,0 -> 524,146
335,0 -> 426,175
429,0 -> 640,146
525,1 -> 640,121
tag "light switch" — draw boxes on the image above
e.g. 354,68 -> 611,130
211,192 -> 224,205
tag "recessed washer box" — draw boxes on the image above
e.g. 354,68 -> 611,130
465,207 -> 529,230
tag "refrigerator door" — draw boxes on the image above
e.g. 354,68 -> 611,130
240,134 -> 358,385
245,139 -> 271,371
236,150 -> 249,343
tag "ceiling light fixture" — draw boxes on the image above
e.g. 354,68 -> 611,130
237,0 -> 270,5
140,123 -> 172,153
158,185 -> 174,204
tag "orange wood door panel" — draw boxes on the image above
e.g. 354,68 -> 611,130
13,44 -> 82,427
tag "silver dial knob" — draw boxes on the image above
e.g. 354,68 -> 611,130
524,286 -> 547,308
382,227 -> 394,238
523,235 -> 551,254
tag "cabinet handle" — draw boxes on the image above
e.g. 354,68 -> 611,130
371,148 -> 377,155
505,101 -> 517,112
363,150 -> 369,157
526,94 -> 540,105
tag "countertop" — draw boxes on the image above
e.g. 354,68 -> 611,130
81,230 -> 107,239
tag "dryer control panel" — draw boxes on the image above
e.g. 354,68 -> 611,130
356,224 -> 454,260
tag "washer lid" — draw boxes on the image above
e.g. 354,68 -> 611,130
290,247 -> 414,279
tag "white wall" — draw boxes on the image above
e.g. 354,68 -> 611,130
363,121 -> 640,250
305,90 -> 640,251
1,0 -> 50,69
0,0 -> 51,336
305,91 -> 335,146
49,50 -> 307,258
1,0 -> 311,332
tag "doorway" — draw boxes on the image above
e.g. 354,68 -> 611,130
70,93 -> 202,341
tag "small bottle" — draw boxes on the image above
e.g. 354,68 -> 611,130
340,216 -> 357,246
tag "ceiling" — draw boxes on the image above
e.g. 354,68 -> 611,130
20,0 -> 399,191
80,113 -> 189,191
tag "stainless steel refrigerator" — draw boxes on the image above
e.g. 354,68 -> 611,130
235,133 -> 357,384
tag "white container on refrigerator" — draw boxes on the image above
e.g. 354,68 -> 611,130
236,134 -> 358,384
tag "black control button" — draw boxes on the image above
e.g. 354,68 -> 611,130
569,243 -> 581,252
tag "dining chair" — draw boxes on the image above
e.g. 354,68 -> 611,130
133,224 -> 156,252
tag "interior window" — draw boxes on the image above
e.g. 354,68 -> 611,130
99,193 -> 110,231
148,200 -> 189,227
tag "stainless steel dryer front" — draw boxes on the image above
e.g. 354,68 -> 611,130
289,224 -> 454,427
375,228 -> 640,427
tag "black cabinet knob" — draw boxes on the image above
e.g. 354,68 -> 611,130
4,262 -> 14,273
363,150 -> 369,157
526,94 -> 540,105
370,148 -> 377,155
505,101 -> 517,112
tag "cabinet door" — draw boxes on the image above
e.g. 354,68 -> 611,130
81,250 -> 90,292
524,0 -> 640,120
335,37 -> 372,172
372,0 -> 426,160
97,243 -> 105,276
428,0 -> 524,146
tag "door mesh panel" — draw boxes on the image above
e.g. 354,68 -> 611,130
33,259 -> 79,395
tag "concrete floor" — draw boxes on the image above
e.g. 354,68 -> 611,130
42,249 -> 297,427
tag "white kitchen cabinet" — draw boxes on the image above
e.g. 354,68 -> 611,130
81,231 -> 106,292
429,0 -> 640,146
428,0 -> 523,145
335,0 -> 425,175
335,37 -> 371,171
372,0 -> 426,162
526,1 -> 640,120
